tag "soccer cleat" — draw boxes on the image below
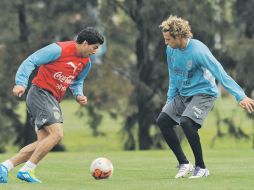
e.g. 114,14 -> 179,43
189,166 -> 210,179
17,170 -> 42,183
0,165 -> 8,183
175,163 -> 193,178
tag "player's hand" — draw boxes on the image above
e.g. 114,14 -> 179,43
239,96 -> 254,113
13,85 -> 26,97
76,95 -> 87,106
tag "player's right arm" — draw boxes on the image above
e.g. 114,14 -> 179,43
166,46 -> 178,103
13,43 -> 61,97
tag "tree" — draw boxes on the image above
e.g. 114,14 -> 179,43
0,0 -> 100,150
0,0 -> 24,152
101,0 -> 223,150
233,0 -> 254,148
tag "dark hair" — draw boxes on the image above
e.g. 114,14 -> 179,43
76,27 -> 104,45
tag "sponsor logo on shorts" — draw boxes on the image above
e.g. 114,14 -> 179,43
42,118 -> 47,123
53,111 -> 61,120
192,106 -> 202,119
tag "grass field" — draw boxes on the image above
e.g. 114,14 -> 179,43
0,149 -> 253,190
1,97 -> 253,189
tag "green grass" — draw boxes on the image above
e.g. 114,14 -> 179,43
1,96 -> 253,189
0,149 -> 253,190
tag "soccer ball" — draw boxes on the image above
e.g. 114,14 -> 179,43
90,157 -> 113,180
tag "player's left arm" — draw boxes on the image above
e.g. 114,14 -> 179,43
69,61 -> 92,106
14,43 -> 61,97
239,97 -> 254,113
197,45 -> 254,113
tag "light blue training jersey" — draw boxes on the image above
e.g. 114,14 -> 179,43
166,39 -> 246,103
15,43 -> 92,97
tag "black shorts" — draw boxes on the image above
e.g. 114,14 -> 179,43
26,85 -> 63,131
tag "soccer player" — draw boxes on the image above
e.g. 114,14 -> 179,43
0,27 -> 104,183
156,15 -> 254,179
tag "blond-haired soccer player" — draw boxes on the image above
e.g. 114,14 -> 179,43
156,15 -> 254,179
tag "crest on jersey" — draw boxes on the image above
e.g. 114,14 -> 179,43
187,60 -> 192,69
170,56 -> 175,63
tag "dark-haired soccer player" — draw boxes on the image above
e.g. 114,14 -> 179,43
0,27 -> 104,183
157,15 -> 254,179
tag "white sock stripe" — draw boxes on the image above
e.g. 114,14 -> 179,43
19,161 -> 37,172
1,160 -> 14,172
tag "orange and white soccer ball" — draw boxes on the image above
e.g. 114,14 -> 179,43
90,157 -> 113,180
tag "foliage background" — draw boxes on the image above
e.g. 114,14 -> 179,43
0,0 -> 253,152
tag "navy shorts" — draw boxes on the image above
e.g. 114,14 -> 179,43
26,85 -> 63,131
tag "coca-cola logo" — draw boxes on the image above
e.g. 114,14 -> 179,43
53,72 -> 74,84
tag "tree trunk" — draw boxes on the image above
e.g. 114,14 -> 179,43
134,2 -> 153,149
16,1 -> 65,151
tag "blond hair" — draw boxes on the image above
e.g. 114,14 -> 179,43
159,15 -> 193,39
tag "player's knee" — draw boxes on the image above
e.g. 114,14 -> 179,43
180,116 -> 198,137
56,131 -> 64,142
156,113 -> 166,128
156,112 -> 174,130
51,130 -> 64,144
58,131 -> 64,141
47,124 -> 64,143
180,116 -> 192,128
